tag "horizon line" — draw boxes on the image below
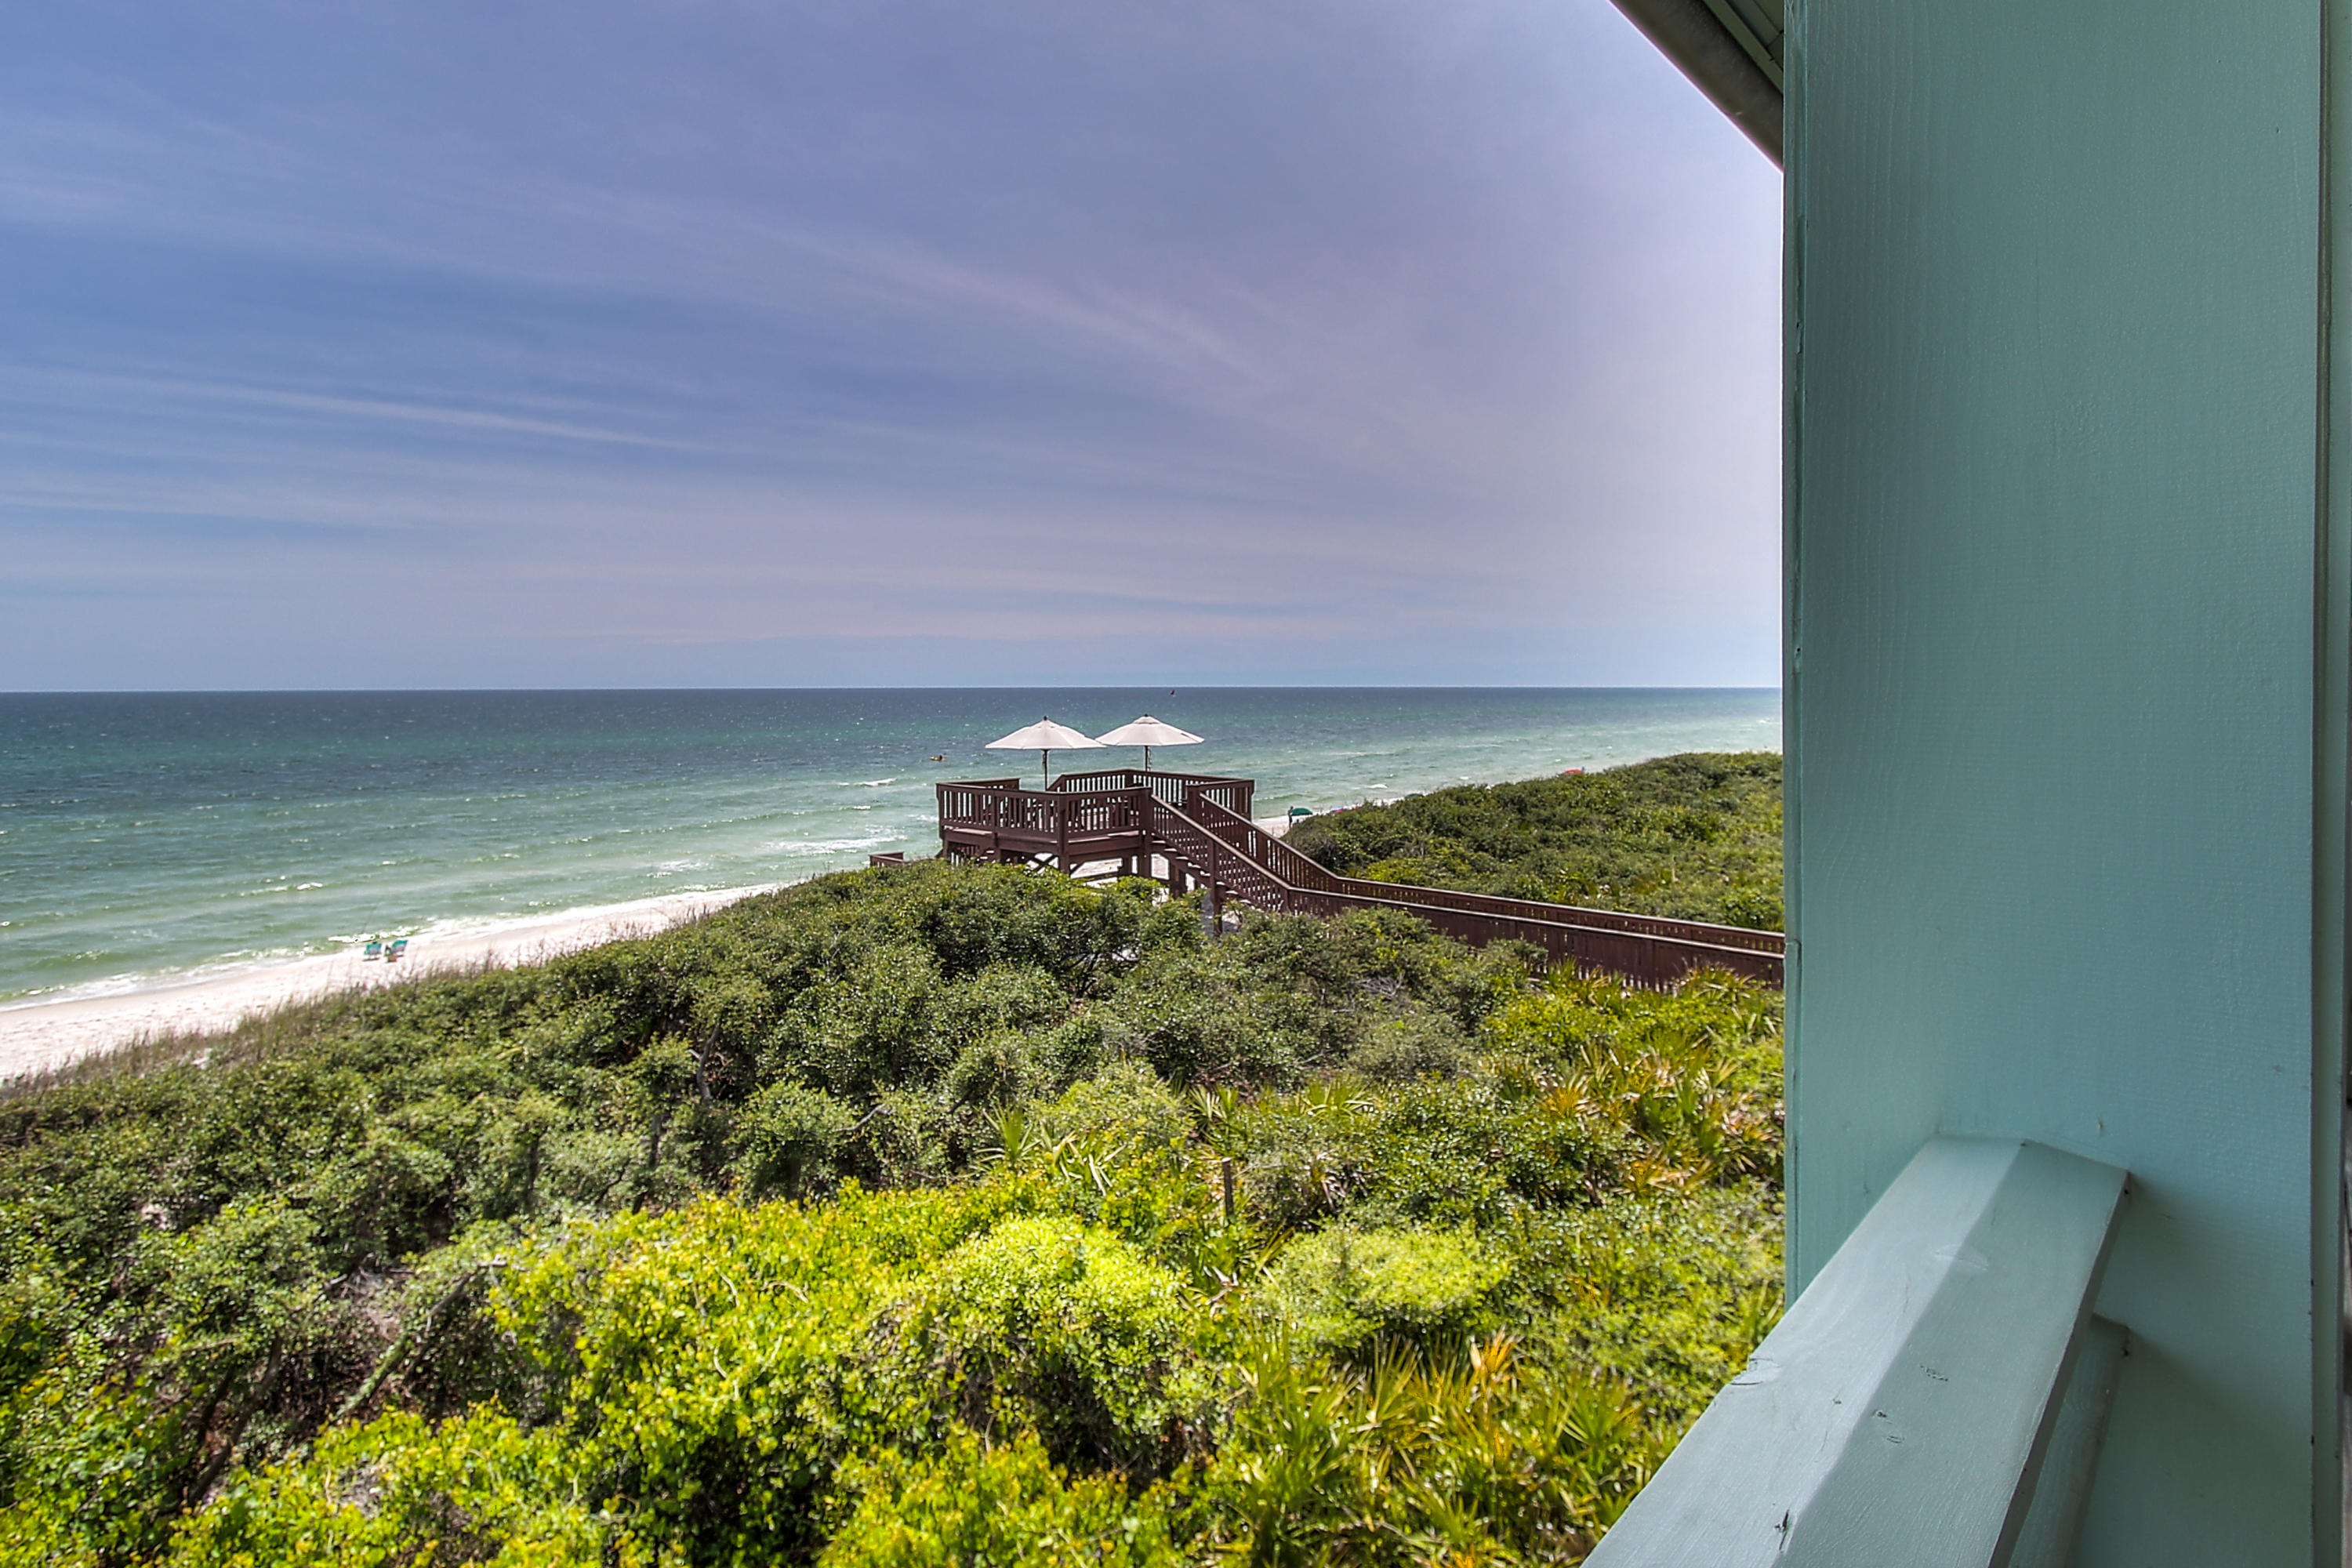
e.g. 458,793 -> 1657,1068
0,682 -> 1785,698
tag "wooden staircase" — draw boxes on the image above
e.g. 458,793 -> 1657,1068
896,769 -> 1782,989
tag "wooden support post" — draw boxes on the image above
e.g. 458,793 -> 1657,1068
1206,838 -> 1221,935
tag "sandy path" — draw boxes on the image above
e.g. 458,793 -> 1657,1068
0,886 -> 773,1083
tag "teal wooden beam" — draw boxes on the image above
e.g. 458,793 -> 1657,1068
2006,1316 -> 2125,1568
1584,1138 -> 2127,1567
1781,0 -> 2338,1551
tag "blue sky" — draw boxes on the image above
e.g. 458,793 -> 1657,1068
0,2 -> 1780,690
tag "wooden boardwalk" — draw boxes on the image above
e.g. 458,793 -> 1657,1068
877,768 -> 1783,989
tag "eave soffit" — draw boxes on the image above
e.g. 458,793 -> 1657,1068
1606,0 -> 1784,166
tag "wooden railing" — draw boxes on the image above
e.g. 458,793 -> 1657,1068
937,782 -> 1148,840
1144,795 -> 1301,914
1049,767 -> 1255,818
1181,794 -> 1785,958
1584,1137 -> 2128,1566
936,778 -> 1025,829
1142,794 -> 1780,989
927,774 -> 1784,989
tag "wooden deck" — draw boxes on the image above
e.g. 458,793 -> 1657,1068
899,768 -> 1784,989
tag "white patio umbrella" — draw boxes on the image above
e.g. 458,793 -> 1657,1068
985,717 -> 1106,788
1094,715 -> 1204,771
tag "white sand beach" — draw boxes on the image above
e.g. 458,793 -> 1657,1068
0,887 -> 772,1084
0,818 -> 1313,1086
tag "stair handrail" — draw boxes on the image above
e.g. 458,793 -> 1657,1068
1179,793 -> 1784,956
1144,794 -> 1781,988
935,776 -> 1780,986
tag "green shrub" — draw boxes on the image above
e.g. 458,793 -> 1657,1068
946,1031 -> 1045,1109
1033,1063 -> 1191,1151
770,943 -> 951,1100
484,1190 -> 1025,1563
1258,1227 -> 1512,1360
1106,960 -> 1294,1089
1198,1334 -> 1653,1565
1294,752 -> 1782,928
1232,1098 -> 1370,1233
854,1214 -> 1218,1478
839,1087 -> 950,1190
819,1428 -> 1183,1568
0,847 -> 1785,1563
737,1081 -> 857,1200
0,1377 -> 187,1567
934,966 -> 1070,1050
167,1408 -> 632,1567
1515,1189 -> 1784,1420
1492,969 -> 1781,1186
1341,1014 -> 1473,1082
1229,1072 -> 1624,1233
1029,1011 -> 1117,1087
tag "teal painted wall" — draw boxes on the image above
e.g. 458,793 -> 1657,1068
1785,0 -> 2340,1559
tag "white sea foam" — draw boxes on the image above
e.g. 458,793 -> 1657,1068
768,834 -> 898,855
0,941 -> 343,1011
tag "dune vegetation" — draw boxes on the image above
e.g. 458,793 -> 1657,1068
0,851 -> 1781,1565
1286,752 -> 1782,930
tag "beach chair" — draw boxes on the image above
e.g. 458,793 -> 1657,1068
363,940 -> 383,960
387,938 -> 408,962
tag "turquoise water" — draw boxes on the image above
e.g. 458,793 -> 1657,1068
0,688 -> 1779,1005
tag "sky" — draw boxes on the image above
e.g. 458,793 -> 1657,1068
0,1 -> 1782,691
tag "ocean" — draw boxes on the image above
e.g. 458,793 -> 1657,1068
0,688 -> 1779,1007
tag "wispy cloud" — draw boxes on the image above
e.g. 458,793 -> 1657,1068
0,0 -> 1780,690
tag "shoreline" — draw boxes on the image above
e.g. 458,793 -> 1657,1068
0,885 -> 775,1084
0,810 -> 1319,1084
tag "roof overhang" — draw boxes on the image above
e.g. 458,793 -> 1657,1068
1607,0 -> 1784,165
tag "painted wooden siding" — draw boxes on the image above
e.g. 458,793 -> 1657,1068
1785,0 -> 2336,1560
